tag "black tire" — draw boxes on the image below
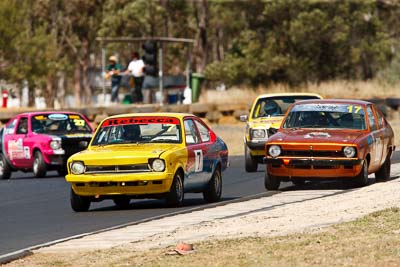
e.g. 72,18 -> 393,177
0,154 -> 12,180
245,145 -> 258,172
264,171 -> 280,190
166,171 -> 184,207
57,168 -> 68,177
292,179 -> 305,186
354,160 -> 369,187
375,152 -> 391,181
113,197 -> 131,209
70,188 -> 90,212
203,167 -> 222,203
33,151 -> 47,178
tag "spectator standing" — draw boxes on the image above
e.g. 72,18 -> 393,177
126,52 -> 145,103
106,55 -> 122,103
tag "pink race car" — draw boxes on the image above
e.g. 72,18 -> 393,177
0,111 -> 94,179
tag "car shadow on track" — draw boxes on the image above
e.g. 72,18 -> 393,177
89,197 -> 237,212
280,175 -> 399,192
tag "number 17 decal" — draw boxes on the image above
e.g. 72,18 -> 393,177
194,149 -> 203,172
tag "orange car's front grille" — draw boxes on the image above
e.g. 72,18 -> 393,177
282,150 -> 343,157
291,165 -> 339,169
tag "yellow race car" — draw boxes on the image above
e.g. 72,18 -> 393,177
240,93 -> 322,172
65,113 -> 229,212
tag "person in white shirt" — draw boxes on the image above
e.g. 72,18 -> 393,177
126,52 -> 145,103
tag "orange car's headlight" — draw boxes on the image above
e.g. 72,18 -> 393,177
343,146 -> 356,158
268,145 -> 281,158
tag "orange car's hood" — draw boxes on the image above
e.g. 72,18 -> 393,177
270,129 -> 365,144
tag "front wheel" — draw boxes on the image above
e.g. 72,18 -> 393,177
166,171 -> 184,207
245,145 -> 258,172
264,171 -> 280,190
203,167 -> 222,203
33,151 -> 47,178
113,197 -> 131,209
70,188 -> 91,212
0,154 -> 12,180
375,153 -> 391,181
354,160 -> 369,187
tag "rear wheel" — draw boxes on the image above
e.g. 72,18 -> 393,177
113,197 -> 131,209
33,151 -> 47,178
70,188 -> 90,212
245,145 -> 258,172
354,160 -> 369,187
264,172 -> 281,190
166,171 -> 184,207
292,179 -> 306,186
375,153 -> 391,181
0,154 -> 12,180
203,167 -> 222,203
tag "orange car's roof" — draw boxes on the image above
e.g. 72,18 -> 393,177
292,99 -> 371,106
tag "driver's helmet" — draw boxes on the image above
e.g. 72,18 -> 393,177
31,119 -> 43,132
301,111 -> 317,125
122,124 -> 141,140
264,100 -> 281,116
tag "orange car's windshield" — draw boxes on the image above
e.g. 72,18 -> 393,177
283,103 -> 366,130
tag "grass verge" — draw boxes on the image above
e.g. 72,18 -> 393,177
5,208 -> 400,267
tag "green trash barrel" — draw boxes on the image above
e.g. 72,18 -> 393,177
191,73 -> 205,103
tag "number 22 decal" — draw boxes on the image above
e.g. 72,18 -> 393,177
194,149 -> 203,172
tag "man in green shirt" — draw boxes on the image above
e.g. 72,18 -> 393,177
106,55 -> 122,103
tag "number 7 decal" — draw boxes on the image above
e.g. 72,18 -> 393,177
194,149 -> 203,172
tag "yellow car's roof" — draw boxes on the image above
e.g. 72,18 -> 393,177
104,112 -> 194,120
254,92 -> 323,100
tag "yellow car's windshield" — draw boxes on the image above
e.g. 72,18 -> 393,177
92,116 -> 182,145
252,95 -> 321,118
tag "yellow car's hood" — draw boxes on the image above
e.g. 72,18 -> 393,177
70,144 -> 181,165
248,116 -> 284,129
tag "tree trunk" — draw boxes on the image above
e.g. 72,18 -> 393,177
27,79 -> 35,107
193,0 -> 208,73
82,59 -> 91,106
217,26 -> 224,61
45,74 -> 56,108
57,71 -> 66,108
74,63 -> 82,107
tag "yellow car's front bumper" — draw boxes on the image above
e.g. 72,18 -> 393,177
66,172 -> 175,196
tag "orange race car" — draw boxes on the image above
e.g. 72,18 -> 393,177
263,99 -> 396,190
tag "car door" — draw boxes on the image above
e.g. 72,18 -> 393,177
2,118 -> 18,166
10,117 -> 32,167
183,118 -> 204,191
373,106 -> 387,167
193,119 -> 214,184
366,105 -> 383,170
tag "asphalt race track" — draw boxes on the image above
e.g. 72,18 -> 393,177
1,152 -> 399,258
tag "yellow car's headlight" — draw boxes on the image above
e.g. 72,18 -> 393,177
151,159 -> 165,172
251,129 -> 266,138
71,161 -> 85,174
